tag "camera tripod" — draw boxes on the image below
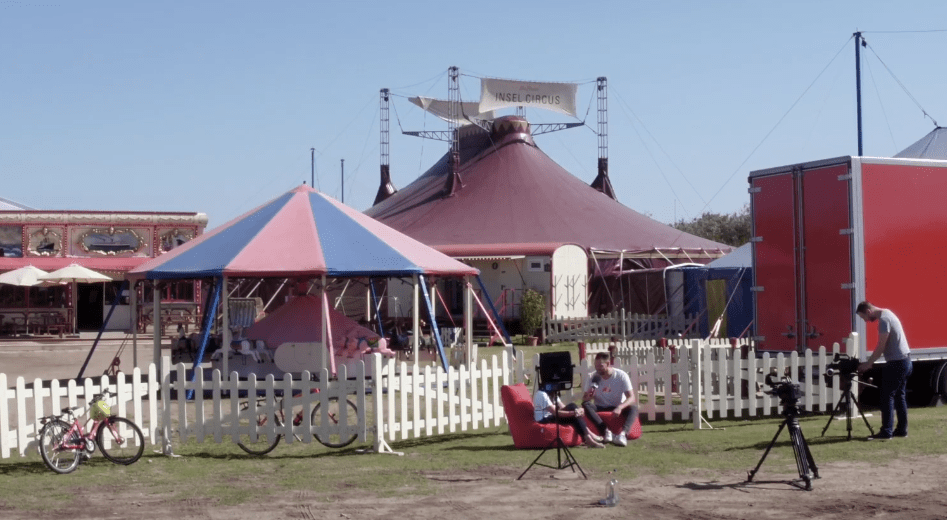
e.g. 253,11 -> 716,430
518,389 -> 586,480
821,374 -> 875,440
746,401 -> 819,491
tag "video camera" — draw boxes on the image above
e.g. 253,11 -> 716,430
764,374 -> 803,405
825,353 -> 860,378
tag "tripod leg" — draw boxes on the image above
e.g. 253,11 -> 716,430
518,444 -> 555,480
789,418 -> 818,491
821,392 -> 848,437
795,422 -> 821,478
798,428 -> 819,480
747,420 -> 787,482
556,436 -> 587,478
851,395 -> 876,436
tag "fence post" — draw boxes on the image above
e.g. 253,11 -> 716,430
665,338 -> 679,394
691,339 -> 702,429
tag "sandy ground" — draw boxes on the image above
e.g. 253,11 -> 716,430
2,455 -> 944,520
3,337 -> 946,519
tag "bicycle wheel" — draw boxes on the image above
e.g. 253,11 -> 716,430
39,419 -> 82,474
97,416 -> 145,465
311,397 -> 359,448
236,402 -> 282,456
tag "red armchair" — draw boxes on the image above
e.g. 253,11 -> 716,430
500,383 -> 642,449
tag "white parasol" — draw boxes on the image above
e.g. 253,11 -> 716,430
0,265 -> 56,335
38,264 -> 113,284
0,265 -> 50,287
38,264 -> 112,333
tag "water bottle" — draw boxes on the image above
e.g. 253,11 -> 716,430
599,479 -> 619,507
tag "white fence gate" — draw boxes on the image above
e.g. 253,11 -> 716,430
543,311 -> 696,343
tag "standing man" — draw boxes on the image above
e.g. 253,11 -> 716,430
856,301 -> 912,440
582,352 -> 639,446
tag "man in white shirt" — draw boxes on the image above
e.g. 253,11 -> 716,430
581,352 -> 638,446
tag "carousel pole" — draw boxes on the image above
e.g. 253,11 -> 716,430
221,275 -> 230,379
321,275 -> 328,376
412,275 -> 420,361
131,280 -> 138,369
153,281 -> 161,370
465,275 -> 473,365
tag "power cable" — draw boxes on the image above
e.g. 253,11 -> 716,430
612,88 -> 707,212
863,54 -> 899,154
797,51 -> 847,157
613,97 -> 692,219
692,36 -> 853,228
864,41 -> 939,127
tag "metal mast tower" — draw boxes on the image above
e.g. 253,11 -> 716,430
374,88 -> 397,205
445,66 -> 464,196
590,76 -> 616,199
854,31 -> 864,156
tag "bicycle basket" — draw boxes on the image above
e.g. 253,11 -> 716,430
90,400 -> 111,420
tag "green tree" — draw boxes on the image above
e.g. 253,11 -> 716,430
519,289 -> 546,337
672,204 -> 751,247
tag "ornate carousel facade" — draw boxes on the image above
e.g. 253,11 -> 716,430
0,203 -> 207,336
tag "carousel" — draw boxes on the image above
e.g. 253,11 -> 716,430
126,185 -> 510,385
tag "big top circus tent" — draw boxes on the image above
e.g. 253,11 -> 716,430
366,113 -> 731,319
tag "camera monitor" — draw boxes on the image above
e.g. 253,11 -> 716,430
538,351 -> 573,393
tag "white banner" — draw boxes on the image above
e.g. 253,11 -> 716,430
478,79 -> 578,117
409,97 -> 494,126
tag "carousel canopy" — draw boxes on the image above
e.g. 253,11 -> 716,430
129,185 -> 479,280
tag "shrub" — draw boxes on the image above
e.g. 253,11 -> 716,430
519,289 -> 546,337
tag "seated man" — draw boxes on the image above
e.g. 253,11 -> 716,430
582,352 -> 639,447
534,386 -> 604,448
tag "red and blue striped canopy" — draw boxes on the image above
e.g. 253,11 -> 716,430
130,185 -> 479,280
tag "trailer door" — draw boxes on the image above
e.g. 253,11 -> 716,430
800,163 -> 854,350
751,172 -> 798,352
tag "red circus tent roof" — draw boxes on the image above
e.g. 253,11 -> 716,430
366,116 -> 730,259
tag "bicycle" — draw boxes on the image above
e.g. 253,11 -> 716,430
236,390 -> 359,455
37,389 -> 145,474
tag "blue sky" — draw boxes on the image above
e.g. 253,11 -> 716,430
3,1 -> 946,228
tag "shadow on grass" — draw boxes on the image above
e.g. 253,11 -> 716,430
162,430 -> 513,460
0,459 -> 53,476
678,479 -> 813,493
387,430 -> 511,450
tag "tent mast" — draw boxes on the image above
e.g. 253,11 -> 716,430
374,88 -> 397,205
854,31 -> 864,156
591,76 -> 616,199
445,66 -> 464,197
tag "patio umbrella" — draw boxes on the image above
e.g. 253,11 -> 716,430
39,264 -> 112,284
0,265 -> 52,335
38,264 -> 112,332
0,265 -> 50,287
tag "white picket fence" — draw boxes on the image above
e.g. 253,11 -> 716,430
0,367 -> 160,459
572,335 -> 859,425
543,311 -> 696,343
1,335 -> 861,459
369,353 -> 514,449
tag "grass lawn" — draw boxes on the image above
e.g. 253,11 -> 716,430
2,396 -> 945,512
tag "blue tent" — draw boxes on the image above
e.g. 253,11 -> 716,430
677,244 -> 753,339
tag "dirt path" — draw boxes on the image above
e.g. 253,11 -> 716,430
6,455 -> 942,520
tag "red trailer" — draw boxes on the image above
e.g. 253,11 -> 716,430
750,156 -> 947,402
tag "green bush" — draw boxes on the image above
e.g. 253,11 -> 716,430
519,289 -> 546,337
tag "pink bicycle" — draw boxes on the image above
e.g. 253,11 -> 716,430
37,389 -> 144,474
